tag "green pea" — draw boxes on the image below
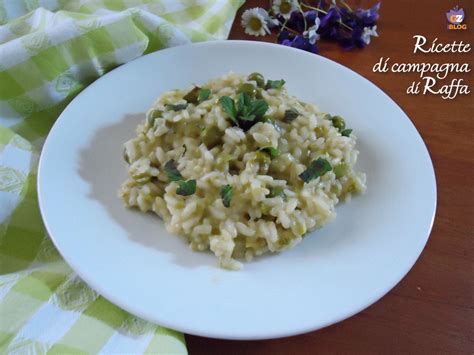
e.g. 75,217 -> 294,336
333,163 -> 348,178
201,125 -> 222,149
267,186 -> 287,201
331,115 -> 346,131
239,83 -> 257,98
248,72 -> 265,88
147,109 -> 162,126
253,151 -> 271,173
315,126 -> 327,137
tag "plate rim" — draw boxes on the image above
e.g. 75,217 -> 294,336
37,40 -> 437,340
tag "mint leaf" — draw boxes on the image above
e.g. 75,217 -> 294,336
239,113 -> 256,121
166,103 -> 188,111
341,128 -> 352,137
164,160 -> 183,181
265,79 -> 285,90
176,179 -> 196,196
220,184 -> 233,208
260,147 -> 280,158
198,88 -> 211,102
249,99 -> 269,118
219,96 -> 238,124
237,92 -> 254,121
299,158 -> 332,183
283,108 -> 299,123
238,92 -> 252,111
220,94 -> 268,130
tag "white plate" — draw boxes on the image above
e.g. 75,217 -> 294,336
38,41 -> 436,340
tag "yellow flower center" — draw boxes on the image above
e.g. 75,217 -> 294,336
249,17 -> 262,31
280,1 -> 292,14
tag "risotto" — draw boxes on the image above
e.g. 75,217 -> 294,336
119,72 -> 366,270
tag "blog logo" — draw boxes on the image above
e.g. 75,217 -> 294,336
446,6 -> 467,30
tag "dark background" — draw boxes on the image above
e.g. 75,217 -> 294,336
186,0 -> 473,353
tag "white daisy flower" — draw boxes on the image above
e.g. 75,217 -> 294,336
361,25 -> 378,45
241,8 -> 271,37
303,17 -> 321,44
272,0 -> 298,20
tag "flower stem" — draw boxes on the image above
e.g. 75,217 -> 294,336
300,1 -> 353,31
301,2 -> 327,15
297,2 -> 308,31
280,22 -> 301,36
338,0 -> 352,11
277,17 -> 289,35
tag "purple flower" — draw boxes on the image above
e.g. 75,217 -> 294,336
286,10 -> 305,33
318,0 -> 336,10
271,1 -> 380,54
278,31 -> 319,54
277,30 -> 291,43
318,7 -> 341,40
330,3 -> 380,50
305,10 -> 318,25
338,26 -> 363,50
354,2 -> 380,27
319,7 -> 341,28
339,8 -> 358,29
338,25 -> 377,50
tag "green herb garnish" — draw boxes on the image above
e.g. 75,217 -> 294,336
220,184 -> 233,208
164,159 -> 196,196
218,96 -> 238,124
341,128 -> 352,137
176,179 -> 196,196
166,103 -> 188,111
260,147 -> 280,158
183,87 -> 200,103
299,158 -> 332,183
198,88 -> 211,102
265,79 -> 286,90
283,108 -> 299,123
267,186 -> 287,201
164,159 -> 183,181
183,87 -> 211,104
237,93 -> 269,121
237,92 -> 252,119
219,93 -> 269,131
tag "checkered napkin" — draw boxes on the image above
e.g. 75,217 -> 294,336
0,1 -> 243,353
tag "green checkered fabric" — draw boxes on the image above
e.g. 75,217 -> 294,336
0,1 -> 243,353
